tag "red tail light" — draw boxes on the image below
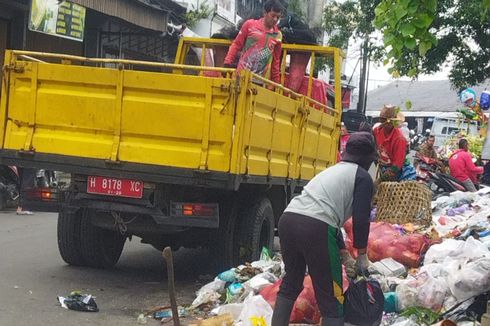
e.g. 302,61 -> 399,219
25,188 -> 57,202
171,202 -> 218,217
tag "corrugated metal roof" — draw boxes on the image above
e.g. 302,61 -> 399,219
366,79 -> 490,113
71,0 -> 169,32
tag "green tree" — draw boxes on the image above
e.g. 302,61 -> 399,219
375,0 -> 490,89
287,0 -> 305,19
322,0 -> 382,112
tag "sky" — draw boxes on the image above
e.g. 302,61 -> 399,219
343,37 -> 451,92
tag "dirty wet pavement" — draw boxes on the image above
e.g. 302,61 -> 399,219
0,210 -> 217,325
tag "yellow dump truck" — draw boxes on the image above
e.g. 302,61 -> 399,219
0,37 -> 343,268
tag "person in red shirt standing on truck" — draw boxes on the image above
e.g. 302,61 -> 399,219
223,0 -> 284,84
373,105 -> 408,181
449,138 -> 483,192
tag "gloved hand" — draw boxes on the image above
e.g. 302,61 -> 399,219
340,250 -> 356,278
355,253 -> 372,276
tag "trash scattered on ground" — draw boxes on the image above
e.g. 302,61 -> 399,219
57,291 -> 99,312
178,188 -> 490,325
136,313 -> 148,324
154,306 -> 188,320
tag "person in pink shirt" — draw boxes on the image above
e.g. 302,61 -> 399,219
340,123 -> 350,155
449,138 -> 483,192
223,0 -> 284,83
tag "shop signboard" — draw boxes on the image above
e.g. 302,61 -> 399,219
29,0 -> 86,42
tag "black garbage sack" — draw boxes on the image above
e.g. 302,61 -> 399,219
344,278 -> 384,326
442,292 -> 489,322
57,291 -> 99,312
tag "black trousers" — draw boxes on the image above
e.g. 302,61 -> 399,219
277,212 -> 344,318
17,167 -> 36,207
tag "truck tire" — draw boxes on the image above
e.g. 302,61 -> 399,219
210,198 -> 239,270
79,210 -> 126,268
57,210 -> 85,266
236,197 -> 275,263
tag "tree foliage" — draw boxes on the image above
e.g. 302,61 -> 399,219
375,0 -> 490,89
321,0 -> 384,78
323,0 -> 381,51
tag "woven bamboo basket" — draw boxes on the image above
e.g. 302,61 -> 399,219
375,181 -> 432,225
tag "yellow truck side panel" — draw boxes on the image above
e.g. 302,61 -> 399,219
237,86 -> 300,178
1,46 -> 342,182
2,59 -> 237,171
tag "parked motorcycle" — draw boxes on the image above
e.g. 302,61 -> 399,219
415,155 -> 467,197
36,169 -> 57,188
409,129 -> 431,151
0,165 -> 20,210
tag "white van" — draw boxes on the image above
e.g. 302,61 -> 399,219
431,116 -> 479,148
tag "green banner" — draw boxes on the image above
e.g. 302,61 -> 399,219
29,0 -> 86,42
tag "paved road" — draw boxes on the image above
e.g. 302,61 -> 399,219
0,210 -> 216,325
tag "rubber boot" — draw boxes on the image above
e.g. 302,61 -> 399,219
322,317 -> 344,326
271,296 -> 295,326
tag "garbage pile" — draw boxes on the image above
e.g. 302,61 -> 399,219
188,189 -> 490,325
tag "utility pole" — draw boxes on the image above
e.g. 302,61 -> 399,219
357,37 -> 369,114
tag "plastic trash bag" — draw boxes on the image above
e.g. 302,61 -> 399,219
243,272 -> 278,293
260,275 -> 322,324
344,219 -> 431,268
212,303 -> 245,320
424,237 -> 489,265
442,292 -> 489,322
344,278 -> 384,326
395,271 -> 448,312
190,277 -> 226,309
238,294 -> 273,326
389,316 -> 419,326
260,270 -> 350,324
218,269 -> 237,283
57,291 -> 99,312
446,257 -> 490,301
424,239 -> 465,264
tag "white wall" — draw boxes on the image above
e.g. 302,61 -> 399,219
176,0 -> 236,37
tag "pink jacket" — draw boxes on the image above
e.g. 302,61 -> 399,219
449,149 -> 483,183
224,18 -> 282,83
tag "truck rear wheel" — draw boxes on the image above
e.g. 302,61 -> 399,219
57,210 -> 85,266
79,210 -> 126,268
236,197 -> 275,263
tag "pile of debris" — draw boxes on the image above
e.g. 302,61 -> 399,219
184,189 -> 490,326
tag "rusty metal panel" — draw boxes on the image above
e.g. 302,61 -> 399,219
71,0 -> 168,32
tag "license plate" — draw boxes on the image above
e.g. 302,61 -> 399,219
87,176 -> 143,199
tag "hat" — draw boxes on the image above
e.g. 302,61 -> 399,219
342,132 -> 378,163
380,105 -> 405,122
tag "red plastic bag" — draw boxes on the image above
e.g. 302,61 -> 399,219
260,270 -> 349,324
344,219 -> 430,268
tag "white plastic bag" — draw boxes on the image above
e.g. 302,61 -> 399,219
212,303 -> 245,320
424,239 -> 465,264
243,272 -> 278,293
425,237 -> 489,265
198,278 -> 227,295
446,257 -> 490,301
190,278 -> 226,309
238,294 -> 273,326
396,271 -> 448,312
390,316 -> 419,326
